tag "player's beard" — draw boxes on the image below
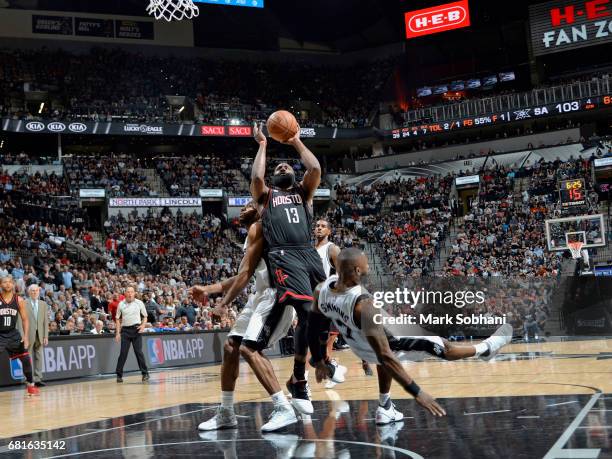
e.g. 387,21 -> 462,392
272,173 -> 295,189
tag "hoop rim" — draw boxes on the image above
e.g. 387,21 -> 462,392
567,241 -> 584,259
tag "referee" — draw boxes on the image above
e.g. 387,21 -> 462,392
115,286 -> 149,383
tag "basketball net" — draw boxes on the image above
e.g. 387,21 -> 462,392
147,0 -> 199,21
567,241 -> 584,259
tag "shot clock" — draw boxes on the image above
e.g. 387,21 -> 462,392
559,178 -> 586,208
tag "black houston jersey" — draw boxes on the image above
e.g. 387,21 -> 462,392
0,294 -> 19,332
262,185 -> 313,248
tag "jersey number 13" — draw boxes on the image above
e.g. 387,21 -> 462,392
284,208 -> 300,224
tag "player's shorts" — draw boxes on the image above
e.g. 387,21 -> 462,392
231,287 -> 296,350
358,335 -> 447,365
329,323 -> 340,336
0,330 -> 27,358
266,247 -> 326,304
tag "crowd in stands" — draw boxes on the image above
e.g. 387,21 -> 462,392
101,209 -> 241,287
156,155 -> 248,197
4,146 -> 610,341
1,47 -> 397,128
0,213 -> 244,335
64,156 -> 155,198
443,163 -> 563,278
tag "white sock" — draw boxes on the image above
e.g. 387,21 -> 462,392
221,391 -> 234,409
271,391 -> 289,407
474,342 -> 489,357
379,393 -> 391,406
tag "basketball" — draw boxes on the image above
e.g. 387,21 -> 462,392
266,110 -> 299,143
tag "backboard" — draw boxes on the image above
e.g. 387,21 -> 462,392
545,214 -> 606,252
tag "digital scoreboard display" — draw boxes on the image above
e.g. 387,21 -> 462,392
389,94 -> 612,140
559,178 -> 586,208
193,0 -> 264,7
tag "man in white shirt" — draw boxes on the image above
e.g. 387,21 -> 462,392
91,320 -> 105,335
115,286 -> 149,383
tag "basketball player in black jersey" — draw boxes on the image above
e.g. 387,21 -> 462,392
0,274 -> 39,396
244,122 -> 326,424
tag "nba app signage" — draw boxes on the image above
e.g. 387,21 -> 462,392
43,344 -> 96,373
405,0 -> 471,39
530,0 -> 612,56
148,337 -> 206,366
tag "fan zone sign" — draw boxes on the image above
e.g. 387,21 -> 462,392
530,0 -> 612,56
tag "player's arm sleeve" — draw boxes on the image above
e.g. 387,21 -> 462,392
17,297 -> 29,339
250,140 -> 269,204
220,224 -> 264,307
356,297 -> 420,396
307,283 -> 331,364
294,141 -> 321,201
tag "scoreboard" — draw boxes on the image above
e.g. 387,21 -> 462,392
193,0 -> 264,7
390,94 -> 612,139
559,178 -> 586,208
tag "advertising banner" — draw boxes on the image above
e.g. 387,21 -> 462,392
529,0 -> 612,56
75,17 -> 114,37
115,20 -> 154,40
32,15 -> 73,35
2,119 -> 370,140
108,197 -> 202,207
405,0 -> 471,39
0,331 -> 280,386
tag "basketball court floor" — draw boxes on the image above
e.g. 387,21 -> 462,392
0,339 -> 611,458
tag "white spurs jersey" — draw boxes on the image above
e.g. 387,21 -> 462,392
243,236 -> 270,292
316,241 -> 334,277
318,274 -> 379,364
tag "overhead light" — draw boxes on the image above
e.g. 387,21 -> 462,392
178,106 -> 185,113
38,102 -> 45,114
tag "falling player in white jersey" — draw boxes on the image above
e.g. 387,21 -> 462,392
308,248 -> 513,424
314,219 -> 373,386
192,202 -> 296,432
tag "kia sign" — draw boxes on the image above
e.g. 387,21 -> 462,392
405,0 -> 471,39
530,0 -> 612,56
25,121 -> 45,132
47,122 -> 66,132
69,122 -> 87,133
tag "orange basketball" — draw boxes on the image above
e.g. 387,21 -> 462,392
266,110 -> 299,143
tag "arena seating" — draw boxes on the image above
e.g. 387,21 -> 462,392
0,48 -> 397,127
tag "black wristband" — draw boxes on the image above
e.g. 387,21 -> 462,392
407,381 -> 421,397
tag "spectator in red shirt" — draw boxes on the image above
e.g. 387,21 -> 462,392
108,293 -> 124,320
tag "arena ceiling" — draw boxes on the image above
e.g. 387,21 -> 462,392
4,0 -> 547,52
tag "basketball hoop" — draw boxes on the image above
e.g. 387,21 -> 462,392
147,0 -> 199,21
567,241 -> 584,259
